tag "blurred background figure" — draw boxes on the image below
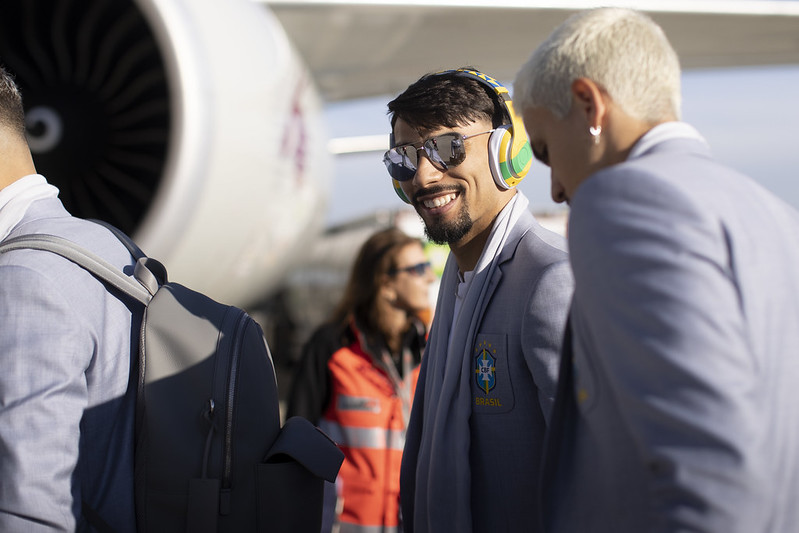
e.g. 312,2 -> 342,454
286,227 -> 434,533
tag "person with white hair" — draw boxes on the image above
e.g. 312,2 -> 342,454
514,7 -> 799,533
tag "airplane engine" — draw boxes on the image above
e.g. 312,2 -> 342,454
0,0 -> 331,308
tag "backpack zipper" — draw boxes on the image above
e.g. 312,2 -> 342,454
219,310 -> 248,514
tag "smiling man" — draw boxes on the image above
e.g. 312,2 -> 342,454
384,68 -> 573,532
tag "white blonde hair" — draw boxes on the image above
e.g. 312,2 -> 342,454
513,8 -> 681,122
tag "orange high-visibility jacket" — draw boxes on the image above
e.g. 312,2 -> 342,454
320,326 -> 421,532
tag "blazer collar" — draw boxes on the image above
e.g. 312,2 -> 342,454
629,121 -> 710,161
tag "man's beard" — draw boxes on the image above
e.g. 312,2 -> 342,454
420,200 -> 473,245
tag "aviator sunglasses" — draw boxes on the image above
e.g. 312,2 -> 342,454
383,130 -> 495,182
388,261 -> 432,277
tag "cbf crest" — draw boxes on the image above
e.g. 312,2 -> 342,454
475,341 -> 497,393
472,334 -> 514,413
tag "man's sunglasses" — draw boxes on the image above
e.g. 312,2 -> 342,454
388,261 -> 432,277
383,130 -> 495,182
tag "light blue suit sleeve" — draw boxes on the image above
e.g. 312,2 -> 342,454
0,264 -> 92,532
522,259 -> 573,425
569,171 -> 768,532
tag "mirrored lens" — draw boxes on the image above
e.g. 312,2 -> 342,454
383,148 -> 417,181
429,134 -> 465,168
384,133 -> 468,182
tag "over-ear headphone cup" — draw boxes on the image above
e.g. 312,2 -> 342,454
488,126 -> 514,190
488,125 -> 533,190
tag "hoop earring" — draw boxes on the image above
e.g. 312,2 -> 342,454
589,125 -> 601,145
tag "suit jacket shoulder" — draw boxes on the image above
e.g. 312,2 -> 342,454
0,196 -> 138,532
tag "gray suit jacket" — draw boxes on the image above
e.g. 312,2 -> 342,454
544,136 -> 799,532
0,197 -> 138,532
402,205 -> 573,532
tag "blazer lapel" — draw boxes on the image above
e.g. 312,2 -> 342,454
470,211 -> 533,328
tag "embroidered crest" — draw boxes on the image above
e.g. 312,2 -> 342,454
474,341 -> 497,393
472,334 -> 513,412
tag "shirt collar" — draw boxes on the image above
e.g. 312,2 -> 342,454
0,174 -> 60,241
628,121 -> 709,161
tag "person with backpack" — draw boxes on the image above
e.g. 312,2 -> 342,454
286,227 -> 435,533
0,66 -> 138,530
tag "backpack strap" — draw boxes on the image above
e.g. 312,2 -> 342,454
89,219 -> 168,295
0,233 -> 151,305
1,231 -> 155,533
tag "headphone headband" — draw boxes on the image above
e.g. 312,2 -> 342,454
442,68 -> 509,95
440,68 -> 531,183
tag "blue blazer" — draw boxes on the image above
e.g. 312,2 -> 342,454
402,205 -> 573,532
0,197 -> 138,532
543,136 -> 799,532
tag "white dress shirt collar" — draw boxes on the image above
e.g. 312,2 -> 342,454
0,174 -> 59,241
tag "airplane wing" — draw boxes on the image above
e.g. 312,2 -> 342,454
262,0 -> 799,101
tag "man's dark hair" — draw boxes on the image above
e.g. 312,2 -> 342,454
387,67 -> 510,134
0,65 -> 26,139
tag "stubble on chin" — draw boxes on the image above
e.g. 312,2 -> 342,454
419,204 -> 473,245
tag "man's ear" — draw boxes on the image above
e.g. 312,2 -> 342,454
571,78 -> 607,129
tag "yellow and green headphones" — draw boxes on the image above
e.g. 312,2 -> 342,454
384,68 -> 533,204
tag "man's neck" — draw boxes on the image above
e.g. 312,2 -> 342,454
449,190 -> 518,273
0,142 -> 37,192
450,221 -> 493,274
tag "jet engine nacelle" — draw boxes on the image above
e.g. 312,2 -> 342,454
0,0 -> 331,308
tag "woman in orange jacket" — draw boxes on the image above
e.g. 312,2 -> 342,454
287,227 -> 435,533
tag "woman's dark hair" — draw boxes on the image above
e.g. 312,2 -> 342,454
387,67 -> 510,134
330,227 -> 421,333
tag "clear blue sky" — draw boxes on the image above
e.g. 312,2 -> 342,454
323,64 -> 799,226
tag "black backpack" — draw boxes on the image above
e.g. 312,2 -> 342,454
0,226 -> 344,532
